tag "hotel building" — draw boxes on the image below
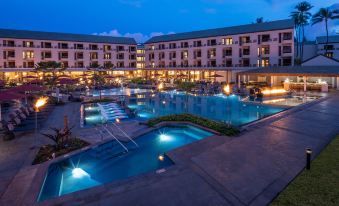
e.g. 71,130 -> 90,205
0,29 -> 138,82
144,19 -> 294,82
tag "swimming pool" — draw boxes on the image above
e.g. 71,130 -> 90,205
126,91 -> 286,126
87,88 -> 152,97
38,125 -> 212,201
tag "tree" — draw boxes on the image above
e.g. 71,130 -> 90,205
290,1 -> 313,62
103,62 -> 114,70
256,17 -> 264,23
312,7 -> 339,53
35,61 -> 64,86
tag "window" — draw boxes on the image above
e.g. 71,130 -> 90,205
117,46 -> 125,51
137,49 -> 145,54
261,58 -> 269,67
207,39 -> 217,46
208,49 -> 216,58
90,44 -> 98,50
59,43 -> 68,49
104,45 -> 111,52
137,62 -> 145,69
104,53 -> 111,59
90,52 -> 98,60
194,50 -> 201,58
261,34 -> 270,42
41,42 -> 52,48
222,38 -> 233,45
324,45 -> 334,50
42,51 -> 52,59
76,52 -> 84,59
23,51 -> 34,59
223,48 -> 232,57
181,42 -> 189,48
193,41 -> 202,47
282,46 -> 292,53
129,46 -> 136,52
23,41 -> 34,48
169,43 -> 177,49
282,32 -> 292,40
137,56 -> 145,61
325,52 -> 334,58
181,51 -> 188,59
75,44 -> 84,49
261,46 -> 270,55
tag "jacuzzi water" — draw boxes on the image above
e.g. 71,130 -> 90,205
38,125 -> 213,202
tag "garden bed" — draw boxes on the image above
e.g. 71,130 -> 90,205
146,114 -> 239,136
32,138 -> 89,165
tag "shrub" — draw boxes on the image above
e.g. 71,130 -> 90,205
147,114 -> 239,136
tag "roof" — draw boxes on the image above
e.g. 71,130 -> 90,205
237,66 -> 339,77
316,35 -> 339,44
0,28 -> 137,45
302,54 -> 339,64
145,19 -> 294,44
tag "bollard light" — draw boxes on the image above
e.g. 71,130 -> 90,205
306,148 -> 312,170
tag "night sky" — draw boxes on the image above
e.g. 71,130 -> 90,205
0,0 -> 338,42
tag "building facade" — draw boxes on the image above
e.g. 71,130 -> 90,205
315,35 -> 339,59
144,19 -> 295,82
0,29 -> 137,82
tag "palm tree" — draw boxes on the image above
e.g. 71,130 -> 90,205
290,1 -> 313,62
256,17 -> 264,23
35,61 -> 64,86
312,7 -> 339,53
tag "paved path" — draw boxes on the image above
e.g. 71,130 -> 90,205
1,94 -> 339,206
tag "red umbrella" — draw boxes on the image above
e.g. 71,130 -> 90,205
28,79 -> 43,84
23,75 -> 38,79
8,84 -> 46,92
0,91 -> 25,121
58,78 -> 78,84
57,74 -> 71,79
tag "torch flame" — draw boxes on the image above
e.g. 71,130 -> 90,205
35,97 -> 48,109
223,84 -> 230,95
158,82 -> 164,90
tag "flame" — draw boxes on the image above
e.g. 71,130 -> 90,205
223,84 -> 230,95
261,89 -> 287,95
35,97 -> 48,109
158,82 -> 164,90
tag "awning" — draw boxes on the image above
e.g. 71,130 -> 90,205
237,66 -> 339,77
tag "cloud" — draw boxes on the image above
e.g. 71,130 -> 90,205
118,0 -> 143,8
93,30 -> 175,43
204,8 -> 216,14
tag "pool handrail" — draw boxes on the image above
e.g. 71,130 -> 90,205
111,123 -> 139,148
102,124 -> 129,153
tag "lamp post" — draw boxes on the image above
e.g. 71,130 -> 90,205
32,97 -> 48,149
306,148 -> 312,170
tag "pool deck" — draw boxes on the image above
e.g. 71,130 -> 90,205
1,92 -> 339,206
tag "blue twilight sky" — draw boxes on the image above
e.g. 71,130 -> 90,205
0,0 -> 338,43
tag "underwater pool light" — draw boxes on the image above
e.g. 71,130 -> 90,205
72,168 -> 89,178
159,134 -> 172,142
158,155 -> 165,161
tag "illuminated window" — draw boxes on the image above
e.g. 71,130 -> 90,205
261,58 -> 269,67
137,56 -> 145,61
104,53 -> 111,59
222,38 -> 233,45
23,51 -> 34,59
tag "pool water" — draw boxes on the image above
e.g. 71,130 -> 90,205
38,125 -> 212,202
126,91 -> 286,126
87,88 -> 151,97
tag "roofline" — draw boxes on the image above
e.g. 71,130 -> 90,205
302,54 -> 339,63
0,28 -> 137,45
145,19 -> 294,44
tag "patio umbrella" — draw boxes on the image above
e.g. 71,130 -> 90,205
0,92 -> 24,121
57,74 -> 71,79
208,74 -> 224,78
58,78 -> 78,85
9,84 -> 46,93
22,75 -> 38,79
28,79 -> 43,84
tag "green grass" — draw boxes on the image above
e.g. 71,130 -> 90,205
146,113 -> 240,136
271,136 -> 339,206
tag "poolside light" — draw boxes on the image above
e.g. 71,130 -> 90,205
72,168 -> 89,178
116,118 -> 120,123
223,84 -> 231,96
306,148 -> 312,170
261,89 -> 287,95
284,78 -> 290,83
162,100 -> 166,104
158,155 -> 165,161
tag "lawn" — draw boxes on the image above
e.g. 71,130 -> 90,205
271,136 -> 339,206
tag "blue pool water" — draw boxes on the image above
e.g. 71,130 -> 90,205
38,125 -> 212,201
87,88 -> 151,97
127,91 -> 286,126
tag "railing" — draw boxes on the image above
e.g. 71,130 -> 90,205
102,124 -> 129,152
111,123 -> 139,147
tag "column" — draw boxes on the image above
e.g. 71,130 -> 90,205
337,77 -> 339,90
303,76 -> 307,92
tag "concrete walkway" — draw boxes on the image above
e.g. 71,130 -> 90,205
1,94 -> 339,206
